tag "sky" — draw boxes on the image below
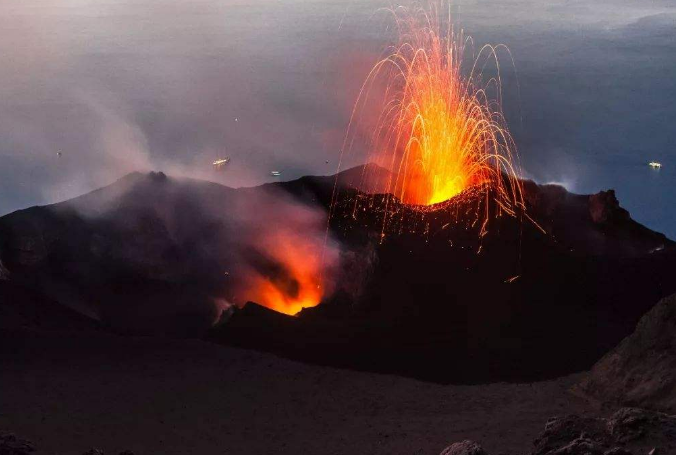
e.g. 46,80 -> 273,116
1,0 -> 675,238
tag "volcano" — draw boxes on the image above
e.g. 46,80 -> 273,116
1,166 -> 674,383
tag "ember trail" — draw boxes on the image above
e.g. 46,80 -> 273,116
340,1 -> 524,230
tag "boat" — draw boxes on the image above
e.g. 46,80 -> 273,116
648,161 -> 662,169
212,158 -> 230,169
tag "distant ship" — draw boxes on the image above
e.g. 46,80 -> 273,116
648,161 -> 662,169
212,158 -> 230,169
270,171 -> 281,177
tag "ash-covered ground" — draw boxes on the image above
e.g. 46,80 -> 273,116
0,329 -> 591,455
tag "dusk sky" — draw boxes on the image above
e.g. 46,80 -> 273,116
1,0 -> 675,237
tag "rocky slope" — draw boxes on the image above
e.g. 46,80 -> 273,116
576,293 -> 676,413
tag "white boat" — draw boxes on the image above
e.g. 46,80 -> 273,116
648,161 -> 662,169
270,171 -> 281,177
212,158 -> 230,169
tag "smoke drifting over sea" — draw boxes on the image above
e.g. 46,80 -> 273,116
0,0 -> 383,213
1,0 -> 675,237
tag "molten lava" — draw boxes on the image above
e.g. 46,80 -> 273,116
240,228 -> 335,316
341,1 -> 522,217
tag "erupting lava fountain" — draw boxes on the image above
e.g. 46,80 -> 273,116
337,1 -> 525,233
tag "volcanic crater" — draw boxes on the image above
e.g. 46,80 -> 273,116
1,166 -> 674,384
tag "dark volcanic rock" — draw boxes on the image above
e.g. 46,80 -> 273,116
0,281 -> 100,332
532,414 -> 610,454
577,294 -> 676,413
439,440 -> 488,455
531,408 -> 676,455
0,172 -> 233,336
604,449 -> 634,455
2,166 -> 676,382
608,408 -> 676,446
589,190 -> 629,225
213,169 -> 676,383
0,434 -> 35,455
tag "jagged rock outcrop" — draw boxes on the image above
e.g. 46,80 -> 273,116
589,190 -> 630,225
532,414 -> 608,454
531,408 -> 676,455
577,293 -> 676,413
439,440 -> 488,455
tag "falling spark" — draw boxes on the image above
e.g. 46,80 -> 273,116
335,1 -> 524,235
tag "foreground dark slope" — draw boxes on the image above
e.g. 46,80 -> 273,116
0,330 -> 590,455
1,166 -> 675,382
576,292 -> 676,413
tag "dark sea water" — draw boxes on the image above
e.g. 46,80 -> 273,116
1,0 -> 675,238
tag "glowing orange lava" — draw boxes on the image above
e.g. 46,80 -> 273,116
341,1 -> 522,215
242,230 -> 330,316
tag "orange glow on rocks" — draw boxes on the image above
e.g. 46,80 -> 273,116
244,230 -> 327,316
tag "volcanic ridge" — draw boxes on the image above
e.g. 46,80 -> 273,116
1,166 -> 674,383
